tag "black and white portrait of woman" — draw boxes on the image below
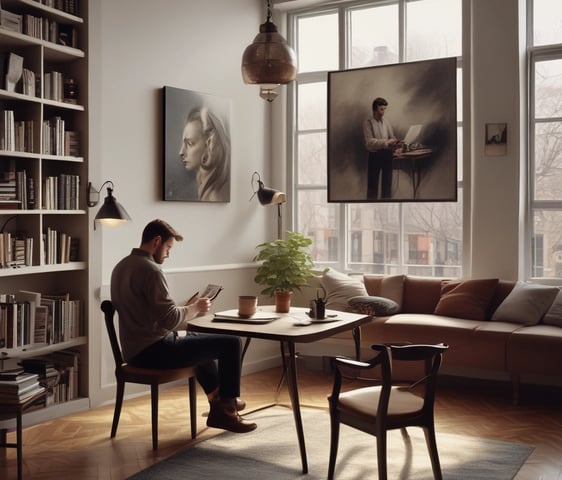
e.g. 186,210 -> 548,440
163,87 -> 231,202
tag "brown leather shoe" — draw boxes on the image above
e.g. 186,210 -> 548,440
207,398 -> 257,433
235,397 -> 246,411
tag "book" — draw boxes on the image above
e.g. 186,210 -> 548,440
0,384 -> 45,404
5,52 -> 23,92
0,372 -> 39,391
0,367 -> 24,380
201,284 -> 223,301
187,284 -> 223,304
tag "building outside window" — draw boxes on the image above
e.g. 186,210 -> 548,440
529,0 -> 562,279
290,0 -> 463,277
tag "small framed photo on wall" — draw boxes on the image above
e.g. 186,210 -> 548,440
485,123 -> 507,156
163,86 -> 231,202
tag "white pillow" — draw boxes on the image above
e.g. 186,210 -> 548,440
320,269 -> 368,312
543,289 -> 562,327
491,281 -> 559,326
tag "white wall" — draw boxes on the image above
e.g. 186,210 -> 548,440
87,0 -> 280,407
468,0 -> 522,279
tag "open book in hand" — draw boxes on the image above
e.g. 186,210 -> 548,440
200,284 -> 223,301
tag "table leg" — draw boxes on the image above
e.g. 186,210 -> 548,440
283,340 -> 308,474
241,337 -> 252,363
352,326 -> 361,360
16,413 -> 22,480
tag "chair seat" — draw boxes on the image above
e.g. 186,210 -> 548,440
337,386 -> 424,418
121,363 -> 195,383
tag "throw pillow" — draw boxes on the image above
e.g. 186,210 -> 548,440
543,289 -> 562,327
320,269 -> 368,312
348,296 -> 400,316
492,281 -> 559,326
433,278 -> 499,321
363,274 -> 405,310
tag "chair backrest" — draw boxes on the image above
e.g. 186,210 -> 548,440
372,343 -> 448,413
101,300 -> 125,369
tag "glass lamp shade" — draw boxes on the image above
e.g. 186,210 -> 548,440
94,188 -> 131,227
241,19 -> 297,90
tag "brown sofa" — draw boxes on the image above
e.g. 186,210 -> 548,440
294,271 -> 562,404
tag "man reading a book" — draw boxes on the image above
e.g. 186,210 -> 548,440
110,219 -> 256,433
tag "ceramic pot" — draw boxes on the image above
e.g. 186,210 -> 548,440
274,290 -> 293,313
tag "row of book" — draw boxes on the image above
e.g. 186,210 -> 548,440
0,368 -> 45,404
44,71 -> 79,104
0,9 -> 79,50
43,173 -> 80,210
42,115 -> 80,157
38,0 -> 80,16
20,348 -> 81,405
0,347 -> 81,406
2,111 -> 82,156
0,232 -> 33,268
44,227 -> 79,264
0,170 -> 36,210
0,290 -> 83,350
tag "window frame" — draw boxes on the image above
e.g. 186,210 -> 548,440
287,0 -> 463,276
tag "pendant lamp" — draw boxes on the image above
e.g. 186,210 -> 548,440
241,0 -> 297,102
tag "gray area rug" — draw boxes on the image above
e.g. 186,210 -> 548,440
129,406 -> 533,479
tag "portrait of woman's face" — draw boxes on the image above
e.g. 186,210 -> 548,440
163,86 -> 231,202
179,119 -> 205,171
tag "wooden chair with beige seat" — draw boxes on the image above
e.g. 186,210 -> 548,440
101,300 -> 197,450
327,343 -> 448,480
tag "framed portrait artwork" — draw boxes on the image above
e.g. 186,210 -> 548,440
327,57 -> 457,203
163,86 -> 231,202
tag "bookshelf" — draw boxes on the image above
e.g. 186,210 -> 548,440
0,0 -> 88,424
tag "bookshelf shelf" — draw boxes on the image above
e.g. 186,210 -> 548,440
0,0 -> 89,423
0,335 -> 86,359
0,261 -> 86,277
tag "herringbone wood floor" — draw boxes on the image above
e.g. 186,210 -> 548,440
1,366 -> 562,479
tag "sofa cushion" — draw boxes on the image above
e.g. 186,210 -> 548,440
363,274 -> 405,310
401,276 -> 444,313
434,278 -> 499,321
348,296 -> 400,316
543,289 -> 562,327
491,281 -> 559,326
320,269 -> 368,311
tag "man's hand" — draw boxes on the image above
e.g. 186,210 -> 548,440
194,297 -> 211,314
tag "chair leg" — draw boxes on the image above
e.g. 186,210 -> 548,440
376,432 -> 388,480
151,384 -> 159,450
111,380 -> 125,438
188,376 -> 197,439
423,425 -> 443,480
327,412 -> 340,480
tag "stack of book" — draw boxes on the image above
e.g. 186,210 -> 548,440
0,367 -> 45,404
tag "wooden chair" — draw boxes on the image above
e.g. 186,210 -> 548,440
327,343 -> 448,480
100,300 -> 197,450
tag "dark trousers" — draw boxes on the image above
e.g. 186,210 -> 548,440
130,332 -> 242,400
367,150 -> 393,200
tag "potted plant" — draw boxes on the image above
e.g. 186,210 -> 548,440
254,231 -> 318,313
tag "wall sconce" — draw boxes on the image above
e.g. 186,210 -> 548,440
87,181 -> 131,228
241,0 -> 297,102
250,171 -> 286,239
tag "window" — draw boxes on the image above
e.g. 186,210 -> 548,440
529,0 -> 562,279
291,0 -> 463,276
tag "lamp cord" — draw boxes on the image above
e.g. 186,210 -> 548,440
0,215 -> 17,234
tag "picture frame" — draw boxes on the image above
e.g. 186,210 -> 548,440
163,86 -> 231,202
485,123 -> 507,156
327,57 -> 458,203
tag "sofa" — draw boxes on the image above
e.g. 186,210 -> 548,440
294,270 -> 562,404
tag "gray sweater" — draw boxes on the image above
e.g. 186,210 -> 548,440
110,248 -> 196,362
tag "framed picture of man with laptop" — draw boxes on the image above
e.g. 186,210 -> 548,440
327,57 -> 457,203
